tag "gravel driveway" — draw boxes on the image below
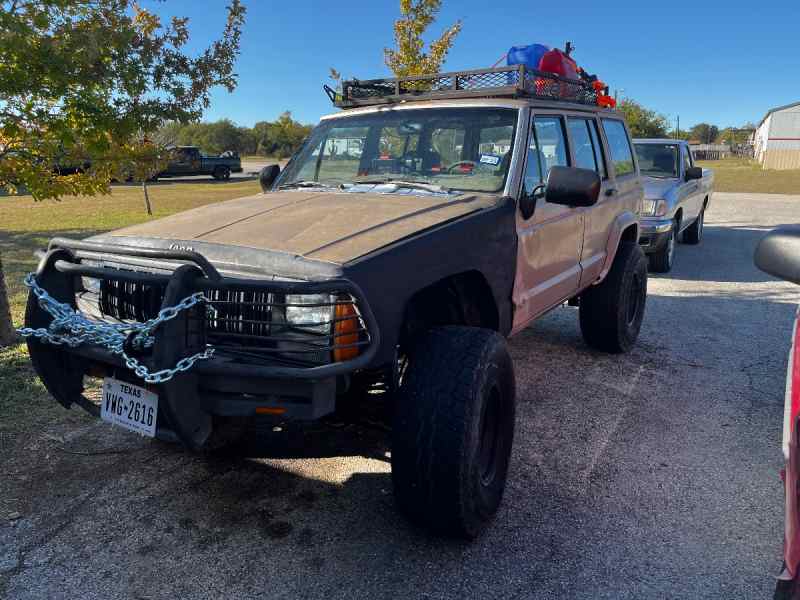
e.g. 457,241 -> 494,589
1,192 -> 798,599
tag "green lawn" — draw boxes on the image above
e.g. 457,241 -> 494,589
0,179 -> 261,435
696,157 -> 800,194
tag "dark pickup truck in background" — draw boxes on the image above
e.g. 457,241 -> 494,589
156,146 -> 243,181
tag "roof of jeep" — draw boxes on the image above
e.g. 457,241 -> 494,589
320,97 -> 616,122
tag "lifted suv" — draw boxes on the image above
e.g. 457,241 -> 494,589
25,65 -> 647,538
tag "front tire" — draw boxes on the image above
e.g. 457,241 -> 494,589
683,209 -> 704,245
579,241 -> 647,353
392,326 -> 516,538
648,219 -> 677,273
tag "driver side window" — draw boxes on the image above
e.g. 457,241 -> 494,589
683,146 -> 693,171
524,115 -> 570,196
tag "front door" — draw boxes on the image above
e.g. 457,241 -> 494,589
680,144 -> 703,225
564,115 -> 614,286
511,113 -> 583,332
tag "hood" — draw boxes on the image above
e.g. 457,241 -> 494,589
641,176 -> 679,199
103,190 -> 498,265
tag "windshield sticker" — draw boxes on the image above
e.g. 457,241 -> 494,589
479,154 -> 501,166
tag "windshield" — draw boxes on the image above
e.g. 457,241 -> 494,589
277,108 -> 518,194
634,143 -> 678,178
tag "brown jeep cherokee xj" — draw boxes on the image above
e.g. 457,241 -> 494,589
23,66 -> 647,538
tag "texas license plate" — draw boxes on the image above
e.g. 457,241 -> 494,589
100,378 -> 158,437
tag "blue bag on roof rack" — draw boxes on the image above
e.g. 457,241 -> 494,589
507,44 -> 550,70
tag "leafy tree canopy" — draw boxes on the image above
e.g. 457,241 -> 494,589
688,123 -> 720,144
617,99 -> 670,139
384,0 -> 461,77
157,113 -> 312,159
0,0 -> 246,200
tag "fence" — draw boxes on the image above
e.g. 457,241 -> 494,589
690,144 -> 731,160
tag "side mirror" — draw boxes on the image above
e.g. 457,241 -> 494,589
685,166 -> 703,181
754,226 -> 800,285
545,166 -> 601,207
519,184 -> 544,220
259,164 -> 281,192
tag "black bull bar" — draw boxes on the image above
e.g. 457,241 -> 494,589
25,238 -> 381,449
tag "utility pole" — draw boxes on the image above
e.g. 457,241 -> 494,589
675,115 -> 680,140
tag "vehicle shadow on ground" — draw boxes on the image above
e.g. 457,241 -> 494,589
651,224 -> 794,284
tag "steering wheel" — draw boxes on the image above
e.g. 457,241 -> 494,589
444,160 -> 478,174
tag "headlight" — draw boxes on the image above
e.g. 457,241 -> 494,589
641,199 -> 668,217
285,294 -> 334,334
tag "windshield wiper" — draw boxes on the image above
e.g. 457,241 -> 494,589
354,178 -> 451,194
278,180 -> 342,190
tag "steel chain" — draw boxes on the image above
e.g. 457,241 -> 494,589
17,273 -> 215,384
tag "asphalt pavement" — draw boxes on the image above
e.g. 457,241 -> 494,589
1,192 -> 798,599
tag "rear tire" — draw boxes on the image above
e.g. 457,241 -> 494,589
213,166 -> 231,181
392,326 -> 516,538
648,219 -> 677,273
580,241 -> 647,353
683,209 -> 704,245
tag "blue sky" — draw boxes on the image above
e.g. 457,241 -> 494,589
150,0 -> 800,130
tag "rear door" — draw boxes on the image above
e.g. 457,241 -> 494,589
512,112 -> 583,331
590,118 -> 643,270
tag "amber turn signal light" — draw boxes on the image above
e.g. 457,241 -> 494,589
255,406 -> 286,415
333,301 -> 360,362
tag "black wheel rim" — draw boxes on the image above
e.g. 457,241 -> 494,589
478,385 -> 502,486
626,271 -> 643,325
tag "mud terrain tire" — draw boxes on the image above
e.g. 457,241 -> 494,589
580,241 -> 647,353
391,326 -> 516,538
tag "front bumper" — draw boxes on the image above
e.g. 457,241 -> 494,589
25,238 -> 380,449
638,218 -> 674,254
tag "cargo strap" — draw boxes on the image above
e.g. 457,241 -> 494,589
17,273 -> 214,384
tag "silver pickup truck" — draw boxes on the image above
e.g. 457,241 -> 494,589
633,139 -> 714,272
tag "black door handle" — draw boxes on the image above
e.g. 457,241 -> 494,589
605,188 -> 617,197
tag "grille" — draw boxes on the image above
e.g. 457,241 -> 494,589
337,66 -> 601,108
93,276 -> 370,365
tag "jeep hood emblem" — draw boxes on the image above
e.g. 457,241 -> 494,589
169,243 -> 195,252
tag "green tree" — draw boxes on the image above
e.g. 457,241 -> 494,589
251,112 -> 312,158
0,0 -> 245,346
716,126 -> 754,145
617,99 -> 670,138
688,123 -> 720,144
384,0 -> 462,77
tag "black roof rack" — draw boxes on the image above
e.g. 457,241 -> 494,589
325,65 -> 609,110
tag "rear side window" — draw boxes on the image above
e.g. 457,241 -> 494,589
567,118 -> 606,178
601,119 -> 635,177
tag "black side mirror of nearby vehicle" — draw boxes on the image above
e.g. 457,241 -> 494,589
685,166 -> 703,181
755,226 -> 800,285
259,164 -> 281,192
545,166 -> 601,208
